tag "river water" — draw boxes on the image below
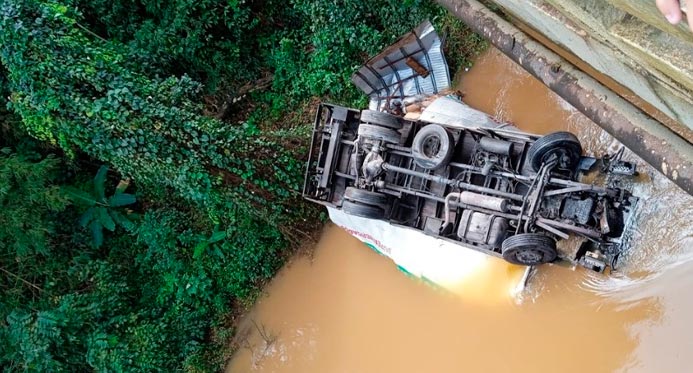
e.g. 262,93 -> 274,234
227,48 -> 693,373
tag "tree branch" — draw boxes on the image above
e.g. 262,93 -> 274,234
0,267 -> 43,292
75,22 -> 107,42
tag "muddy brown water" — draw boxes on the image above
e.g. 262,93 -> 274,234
227,48 -> 693,373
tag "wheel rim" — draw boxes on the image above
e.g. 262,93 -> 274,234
542,148 -> 578,169
421,135 -> 441,158
512,248 -> 544,265
502,233 -> 557,266
411,124 -> 454,170
503,245 -> 555,266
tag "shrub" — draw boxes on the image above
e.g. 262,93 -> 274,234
0,0 -> 307,229
0,144 -> 287,371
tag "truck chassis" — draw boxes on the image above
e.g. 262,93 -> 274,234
303,103 -> 638,272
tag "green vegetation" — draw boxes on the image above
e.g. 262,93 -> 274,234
65,165 -> 138,248
0,0 -> 486,371
0,138 -> 287,371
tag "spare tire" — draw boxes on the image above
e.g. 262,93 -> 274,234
527,131 -> 582,172
341,200 -> 385,219
360,110 -> 403,129
358,124 -> 401,144
344,187 -> 388,206
501,233 -> 557,266
411,124 -> 455,170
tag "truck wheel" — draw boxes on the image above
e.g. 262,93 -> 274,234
341,200 -> 385,219
527,131 -> 582,172
411,124 -> 455,170
358,124 -> 401,144
501,233 -> 557,266
360,110 -> 403,129
344,187 -> 388,206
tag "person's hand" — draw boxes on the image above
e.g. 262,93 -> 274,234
656,0 -> 693,32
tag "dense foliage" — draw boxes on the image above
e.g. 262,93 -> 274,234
1,1 -> 307,229
0,138 -> 286,371
0,0 -> 486,370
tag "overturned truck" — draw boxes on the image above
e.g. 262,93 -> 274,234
302,21 -> 638,274
303,103 -> 638,272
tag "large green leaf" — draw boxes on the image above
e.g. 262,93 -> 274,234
109,210 -> 135,231
208,230 -> 227,243
63,186 -> 97,206
79,207 -> 95,227
108,193 -> 136,207
94,165 -> 108,201
193,241 -> 209,259
90,220 -> 104,248
97,207 -> 116,232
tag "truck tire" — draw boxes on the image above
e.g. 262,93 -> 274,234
344,187 -> 388,206
358,124 -> 401,144
360,110 -> 403,129
341,200 -> 385,219
527,131 -> 582,172
501,233 -> 557,266
411,124 -> 455,170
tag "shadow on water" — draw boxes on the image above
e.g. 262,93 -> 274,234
227,48 -> 692,373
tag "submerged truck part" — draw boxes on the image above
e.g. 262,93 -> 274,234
437,0 -> 693,196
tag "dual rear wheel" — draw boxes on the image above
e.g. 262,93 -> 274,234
357,110 -> 403,145
341,187 -> 388,219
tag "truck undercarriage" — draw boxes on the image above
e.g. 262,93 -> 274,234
303,102 -> 638,272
